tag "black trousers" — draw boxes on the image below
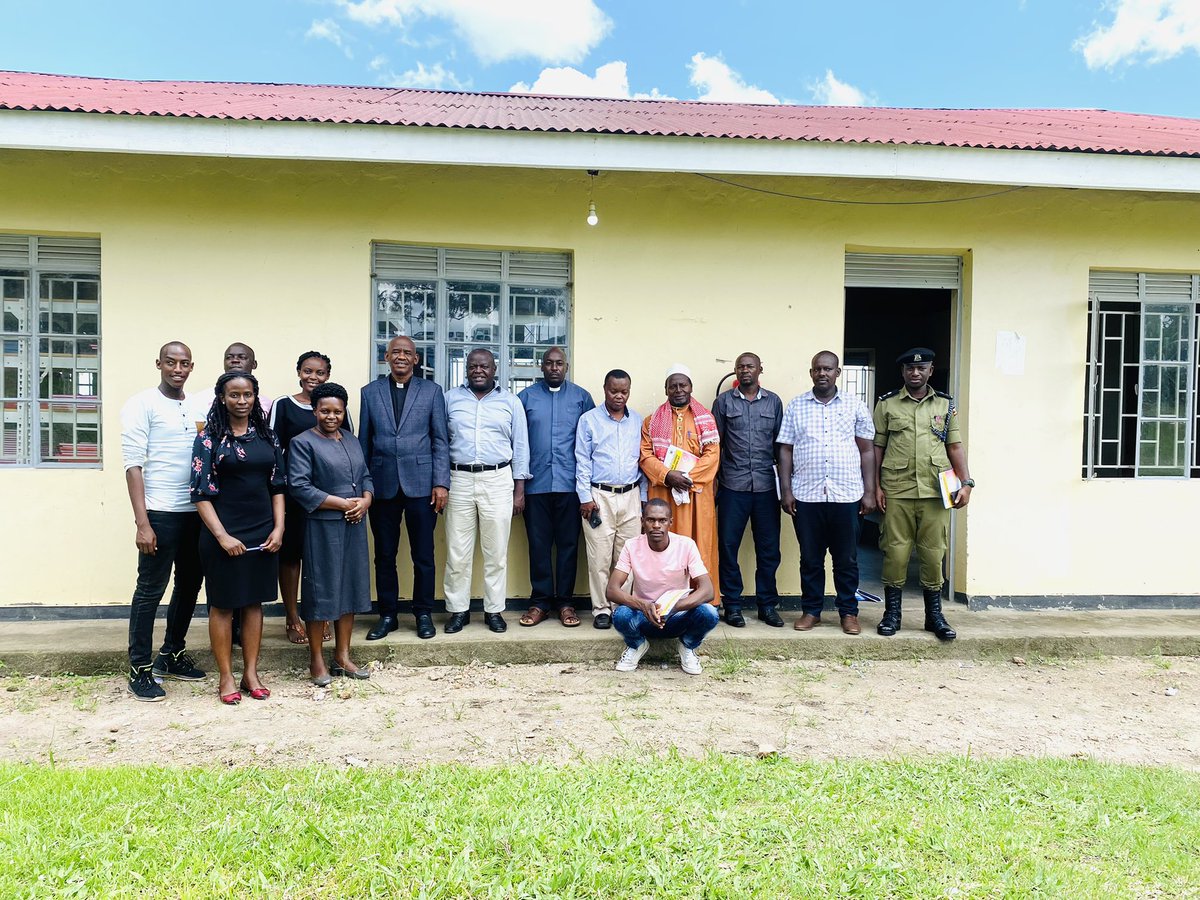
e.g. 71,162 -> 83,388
717,488 -> 782,610
368,490 -> 438,616
524,491 -> 582,611
127,509 -> 203,669
792,500 -> 861,617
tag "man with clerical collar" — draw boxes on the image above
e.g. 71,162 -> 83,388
873,347 -> 974,641
574,369 -> 644,629
639,363 -> 722,596
778,350 -> 877,635
517,347 -> 595,628
711,351 -> 785,628
442,348 -> 531,634
121,341 -> 207,701
606,498 -> 719,675
359,335 -> 450,641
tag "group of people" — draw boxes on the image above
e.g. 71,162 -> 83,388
121,335 -> 973,701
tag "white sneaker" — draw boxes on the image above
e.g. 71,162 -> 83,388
615,641 -> 649,672
678,644 -> 702,676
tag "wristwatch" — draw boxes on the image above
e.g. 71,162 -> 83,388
962,478 -> 976,488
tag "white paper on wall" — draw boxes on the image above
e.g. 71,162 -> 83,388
995,331 -> 1026,376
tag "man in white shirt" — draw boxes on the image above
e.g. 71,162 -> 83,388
778,351 -> 877,635
605,498 -> 718,675
189,342 -> 271,429
121,342 -> 207,702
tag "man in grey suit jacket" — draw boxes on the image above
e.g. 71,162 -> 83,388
359,336 -> 451,640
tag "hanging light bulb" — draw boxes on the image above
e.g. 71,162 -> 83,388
586,169 -> 599,226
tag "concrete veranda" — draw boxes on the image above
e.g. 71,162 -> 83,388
1,602 -> 1198,676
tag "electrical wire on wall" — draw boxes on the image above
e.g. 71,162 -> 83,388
693,172 -> 1028,206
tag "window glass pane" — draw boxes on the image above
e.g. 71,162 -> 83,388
2,273 -> 29,335
0,399 -> 31,464
39,401 -> 100,463
508,344 -> 544,394
447,282 -> 500,345
509,285 -> 567,346
414,343 -> 436,382
38,337 -> 99,399
375,280 -> 437,341
2,337 -> 29,399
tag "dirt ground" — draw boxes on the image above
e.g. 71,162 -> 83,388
2,655 -> 1197,770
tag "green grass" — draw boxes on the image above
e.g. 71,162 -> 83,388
2,756 -> 1198,898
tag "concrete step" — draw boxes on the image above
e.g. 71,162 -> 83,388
2,604 -> 1198,676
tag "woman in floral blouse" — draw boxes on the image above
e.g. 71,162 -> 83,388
191,371 -> 285,705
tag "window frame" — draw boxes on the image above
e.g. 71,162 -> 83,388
370,243 -> 572,393
0,234 -> 102,469
1084,271 -> 1200,480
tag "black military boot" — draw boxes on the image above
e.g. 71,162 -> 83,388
877,586 -> 902,636
923,587 -> 957,641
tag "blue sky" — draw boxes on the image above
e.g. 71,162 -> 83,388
4,1 -> 1199,117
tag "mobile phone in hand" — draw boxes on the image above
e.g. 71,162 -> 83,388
588,508 -> 602,529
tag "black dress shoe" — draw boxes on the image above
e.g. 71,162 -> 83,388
758,607 -> 785,628
444,611 -> 470,634
366,615 -> 398,641
415,613 -> 436,640
724,607 -> 746,628
592,613 -> 612,630
484,612 -> 507,633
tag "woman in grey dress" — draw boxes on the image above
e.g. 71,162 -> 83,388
286,382 -> 374,685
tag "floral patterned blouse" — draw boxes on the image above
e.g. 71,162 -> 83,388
189,425 -> 286,502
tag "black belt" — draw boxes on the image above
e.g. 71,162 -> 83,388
451,460 -> 511,473
591,482 -> 638,494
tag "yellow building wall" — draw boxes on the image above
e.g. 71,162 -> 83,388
1,148 -> 1199,606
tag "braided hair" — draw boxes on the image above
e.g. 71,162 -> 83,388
205,371 -> 276,443
295,350 -> 332,373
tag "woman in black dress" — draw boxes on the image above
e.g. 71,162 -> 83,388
192,372 -> 286,705
286,383 -> 374,685
269,351 -> 351,645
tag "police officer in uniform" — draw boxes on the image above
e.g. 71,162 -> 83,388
872,348 -> 974,640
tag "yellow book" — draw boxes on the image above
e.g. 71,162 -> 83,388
654,588 -> 691,617
938,468 -> 962,509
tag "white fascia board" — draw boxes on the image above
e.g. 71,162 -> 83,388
2,108 -> 1199,194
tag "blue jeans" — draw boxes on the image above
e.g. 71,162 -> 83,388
128,509 -> 203,669
613,603 -> 719,650
717,488 -> 781,610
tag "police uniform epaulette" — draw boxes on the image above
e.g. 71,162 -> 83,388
876,389 -> 901,402
934,390 -> 953,400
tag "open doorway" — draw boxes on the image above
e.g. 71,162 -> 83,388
844,285 -> 956,599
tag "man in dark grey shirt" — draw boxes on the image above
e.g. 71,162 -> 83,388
711,352 -> 784,627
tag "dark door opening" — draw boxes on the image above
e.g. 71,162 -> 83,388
844,286 -> 955,598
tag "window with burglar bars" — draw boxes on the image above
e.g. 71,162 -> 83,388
1084,271 -> 1200,479
0,234 -> 101,467
371,243 -> 571,393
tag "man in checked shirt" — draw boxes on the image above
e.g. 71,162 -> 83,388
777,351 -> 877,635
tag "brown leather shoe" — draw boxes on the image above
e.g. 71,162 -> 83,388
558,606 -> 581,627
840,615 -> 861,635
519,606 -> 550,627
793,613 -> 821,631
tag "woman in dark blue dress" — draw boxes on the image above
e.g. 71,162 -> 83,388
286,383 -> 374,686
192,372 -> 285,705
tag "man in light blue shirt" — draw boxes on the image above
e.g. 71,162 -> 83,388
442,348 -> 531,634
517,348 -> 595,628
575,369 -> 644,629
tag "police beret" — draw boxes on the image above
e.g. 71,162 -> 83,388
896,348 -> 935,365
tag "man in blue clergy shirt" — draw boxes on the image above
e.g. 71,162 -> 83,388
517,347 -> 595,627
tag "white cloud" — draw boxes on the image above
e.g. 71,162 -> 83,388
808,69 -> 877,106
381,61 -> 471,90
1077,0 -> 1200,68
369,54 -> 389,71
687,52 -> 779,104
306,18 -> 353,58
510,61 -> 674,99
338,0 -> 611,64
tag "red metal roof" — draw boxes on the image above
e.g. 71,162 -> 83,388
3,70 -> 1200,158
